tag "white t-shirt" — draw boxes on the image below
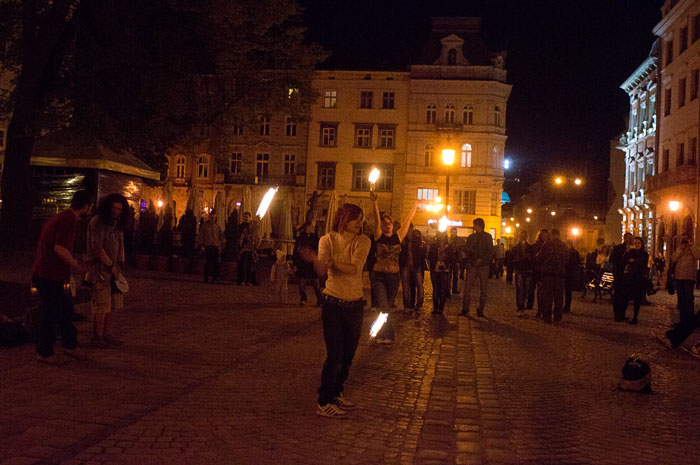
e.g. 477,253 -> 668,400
318,231 -> 371,301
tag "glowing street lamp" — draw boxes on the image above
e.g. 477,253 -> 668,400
505,226 -> 512,234
504,158 -> 511,170
438,215 -> 450,232
156,200 -> 164,208
571,227 -> 580,236
527,208 -> 533,214
510,217 -> 515,221
593,215 -> 598,220
669,200 -> 681,212
526,217 -> 531,222
551,211 -> 557,216
574,178 -> 582,185
515,223 -> 520,228
554,177 -> 563,185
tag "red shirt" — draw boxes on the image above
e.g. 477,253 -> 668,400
32,210 -> 79,281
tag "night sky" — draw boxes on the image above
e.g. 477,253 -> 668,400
299,0 -> 663,194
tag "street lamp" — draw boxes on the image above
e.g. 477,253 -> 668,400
669,200 -> 681,212
571,227 -> 580,236
551,211 -> 557,216
526,208 -> 533,214
442,148 -> 455,218
554,177 -> 563,185
156,200 -> 164,208
574,178 -> 582,185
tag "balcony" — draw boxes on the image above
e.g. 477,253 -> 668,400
435,122 -> 464,132
646,164 -> 697,193
223,173 -> 301,186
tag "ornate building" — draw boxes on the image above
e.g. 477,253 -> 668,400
619,53 -> 658,252
647,0 -> 700,257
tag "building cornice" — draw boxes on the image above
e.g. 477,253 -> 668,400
620,56 -> 658,94
653,0 -> 694,36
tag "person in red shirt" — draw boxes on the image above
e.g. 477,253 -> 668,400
32,190 -> 92,364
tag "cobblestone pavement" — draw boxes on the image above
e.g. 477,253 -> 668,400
1,258 -> 700,465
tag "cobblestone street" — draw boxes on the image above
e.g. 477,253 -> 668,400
2,262 -> 700,465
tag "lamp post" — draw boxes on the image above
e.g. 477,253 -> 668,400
442,148 -> 455,218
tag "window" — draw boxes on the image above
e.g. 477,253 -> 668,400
0,129 -> 4,148
680,26 -> 688,53
494,106 -> 502,127
679,77 -> 686,107
319,123 -> 338,147
455,190 -> 476,214
354,124 -> 372,148
360,91 -> 373,109
424,144 -> 434,166
175,156 -> 186,179
663,149 -> 670,171
352,164 -> 393,191
664,87 -> 672,116
447,49 -> 457,65
678,143 -> 685,166
256,153 -> 269,181
197,156 -> 209,178
284,154 -> 295,175
318,163 -> 335,189
285,117 -> 296,136
323,89 -> 337,108
691,138 -> 698,165
232,122 -> 243,136
444,104 -> 455,123
382,92 -> 395,109
230,152 -> 242,174
463,105 -> 473,125
259,116 -> 270,136
692,69 -> 699,100
426,104 -> 437,123
665,39 -> 673,66
417,188 -> 439,202
461,143 -> 472,168
378,125 -> 396,148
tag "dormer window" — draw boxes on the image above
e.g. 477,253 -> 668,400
447,49 -> 457,65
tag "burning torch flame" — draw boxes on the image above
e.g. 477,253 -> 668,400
256,187 -> 278,219
438,216 -> 450,233
368,168 -> 380,185
369,312 -> 389,338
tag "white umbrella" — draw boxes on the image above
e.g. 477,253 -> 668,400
325,190 -> 337,234
241,185 -> 252,222
260,209 -> 272,239
186,187 -> 202,224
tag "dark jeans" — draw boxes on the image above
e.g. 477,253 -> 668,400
401,266 -> 424,309
514,272 -> 531,310
299,276 -> 323,305
564,277 -> 575,312
203,246 -> 220,282
450,264 -> 461,293
32,276 -> 78,358
675,279 -> 695,324
237,251 -> 256,284
666,313 -> 700,348
526,275 -> 537,309
506,266 -> 513,284
621,275 -> 644,320
612,276 -> 627,321
318,300 -> 364,405
371,271 -> 400,340
430,271 -> 449,313
540,276 -> 565,322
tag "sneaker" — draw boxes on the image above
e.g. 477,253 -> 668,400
37,354 -> 69,366
103,335 -> 124,346
334,393 -> 356,410
91,337 -> 110,349
316,403 -> 347,418
63,348 -> 89,361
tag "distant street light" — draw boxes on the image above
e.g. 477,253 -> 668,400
505,226 -> 512,234
526,217 -> 531,222
554,177 -> 563,185
504,158 -> 511,170
551,211 -> 557,216
593,215 -> 598,220
526,208 -> 533,214
510,217 -> 515,221
156,200 -> 163,208
669,200 -> 681,212
571,227 -> 580,236
574,178 -> 582,185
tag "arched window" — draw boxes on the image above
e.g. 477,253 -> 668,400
494,106 -> 502,127
197,156 -> 209,178
445,104 -> 455,123
461,143 -> 472,168
463,105 -> 473,125
447,49 -> 457,65
426,104 -> 437,124
175,156 -> 186,179
424,144 -> 434,166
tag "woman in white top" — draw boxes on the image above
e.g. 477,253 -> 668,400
299,203 -> 371,418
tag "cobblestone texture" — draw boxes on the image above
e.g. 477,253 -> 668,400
1,254 -> 699,465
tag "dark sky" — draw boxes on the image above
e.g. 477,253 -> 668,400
299,0 -> 663,191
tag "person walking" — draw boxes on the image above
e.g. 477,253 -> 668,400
610,232 -> 634,321
495,240 -> 506,279
563,239 -> 580,313
510,230 -> 533,315
428,232 -> 451,314
87,193 -> 129,348
536,228 -> 568,323
32,190 -> 92,364
528,229 -> 549,313
461,218 -> 495,317
369,191 -> 418,343
299,203 -> 371,418
198,209 -> 224,284
293,222 -> 324,306
619,236 -> 649,324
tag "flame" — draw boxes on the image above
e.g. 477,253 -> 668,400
438,216 -> 449,232
368,168 -> 380,184
256,187 -> 278,219
369,312 -> 389,337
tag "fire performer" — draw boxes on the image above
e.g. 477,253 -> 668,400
299,203 -> 371,418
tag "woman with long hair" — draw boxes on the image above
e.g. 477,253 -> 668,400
428,232 -> 451,314
299,202 -> 371,418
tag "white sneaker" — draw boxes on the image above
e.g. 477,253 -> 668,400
335,393 -> 356,410
316,403 -> 348,418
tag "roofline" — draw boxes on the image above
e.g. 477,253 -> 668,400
620,56 -> 657,93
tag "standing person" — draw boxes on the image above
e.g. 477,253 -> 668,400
87,193 -> 129,348
299,203 -> 371,418
610,232 -> 634,321
620,236 -> 649,324
461,218 -> 495,317
495,240 -> 506,279
510,230 -> 533,315
399,224 -> 414,310
670,238 -> 699,326
653,253 -> 666,287
293,222 -> 323,306
504,247 -> 514,284
536,229 -> 568,323
32,190 -> 92,364
198,210 -> 224,284
527,229 -> 549,313
448,227 -> 464,294
428,232 -> 451,314
369,191 -> 418,343
237,216 -> 260,285
270,249 -> 291,304
407,229 -> 427,311
563,239 -> 580,313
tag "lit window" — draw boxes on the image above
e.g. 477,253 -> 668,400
445,104 -> 455,123
355,124 -> 372,148
284,154 -> 295,175
463,105 -> 473,125
461,143 -> 472,168
382,92 -> 395,109
417,188 -> 439,201
353,164 -> 393,191
378,125 -> 396,148
323,89 -> 337,108
285,117 -> 297,136
175,156 -> 186,179
360,91 -> 373,109
197,156 -> 209,178
318,163 -> 335,189
259,116 -> 270,136
426,104 -> 437,123
319,123 -> 338,147
256,153 -> 269,181
425,144 -> 434,166
230,152 -> 242,174
455,190 -> 476,214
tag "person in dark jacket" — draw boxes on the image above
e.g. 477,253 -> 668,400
536,229 -> 568,323
620,236 -> 649,324
448,227 -> 465,294
529,229 -> 549,316
404,229 -> 428,311
563,239 -> 580,313
510,230 -> 533,315
610,232 -> 634,321
293,222 -> 323,306
429,232 -> 451,314
461,218 -> 495,317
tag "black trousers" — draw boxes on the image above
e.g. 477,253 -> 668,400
514,272 -> 531,310
430,271 -> 449,313
612,276 -> 627,321
203,246 -> 220,282
299,276 -> 323,304
540,276 -> 564,322
318,300 -> 364,405
675,279 -> 695,324
32,276 -> 78,357
450,264 -> 461,293
237,251 -> 256,284
564,278 -> 575,312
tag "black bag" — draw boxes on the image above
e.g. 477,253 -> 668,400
619,355 -> 652,393
0,322 -> 29,347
